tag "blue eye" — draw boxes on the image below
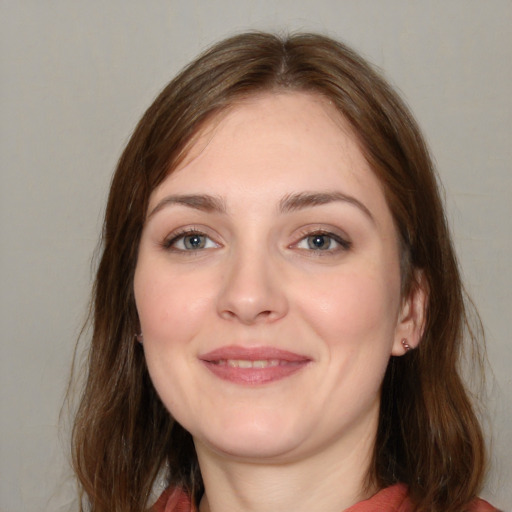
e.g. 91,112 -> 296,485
306,234 -> 334,250
296,232 -> 351,252
164,231 -> 218,251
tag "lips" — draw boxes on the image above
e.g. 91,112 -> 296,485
199,345 -> 311,385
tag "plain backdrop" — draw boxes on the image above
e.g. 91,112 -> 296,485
1,1 -> 511,510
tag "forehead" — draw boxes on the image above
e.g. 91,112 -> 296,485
149,92 -> 388,218
177,92 -> 363,174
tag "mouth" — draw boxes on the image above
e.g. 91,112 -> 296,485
199,345 -> 311,385
214,359 -> 282,368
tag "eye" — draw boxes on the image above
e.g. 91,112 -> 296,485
164,230 -> 219,251
295,231 -> 351,252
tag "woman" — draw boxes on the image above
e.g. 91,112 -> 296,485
71,32 -> 498,511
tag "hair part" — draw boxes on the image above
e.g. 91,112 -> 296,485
69,31 -> 487,512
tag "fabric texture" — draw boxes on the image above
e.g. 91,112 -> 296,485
151,483 -> 498,512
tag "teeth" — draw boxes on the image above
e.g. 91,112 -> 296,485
230,359 -> 252,368
223,359 -> 280,368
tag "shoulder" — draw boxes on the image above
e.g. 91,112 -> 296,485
344,484 -> 501,512
344,484 -> 412,512
467,497 -> 502,512
151,485 -> 501,512
150,487 -> 194,512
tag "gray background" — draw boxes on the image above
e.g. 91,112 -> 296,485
1,1 -> 510,510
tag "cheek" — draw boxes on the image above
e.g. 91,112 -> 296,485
297,264 -> 401,347
133,262 -> 214,418
134,262 -> 213,346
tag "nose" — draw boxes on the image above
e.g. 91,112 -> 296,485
216,248 -> 288,325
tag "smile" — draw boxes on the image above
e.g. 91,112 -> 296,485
199,346 -> 311,385
216,359 -> 281,368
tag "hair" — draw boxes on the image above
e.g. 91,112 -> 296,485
70,32 -> 487,511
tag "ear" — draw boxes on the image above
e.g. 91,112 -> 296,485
391,270 -> 428,356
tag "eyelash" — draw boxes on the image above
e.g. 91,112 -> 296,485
162,228 -> 351,255
292,229 -> 352,254
162,228 -> 219,252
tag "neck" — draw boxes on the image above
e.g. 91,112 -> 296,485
195,417 -> 378,512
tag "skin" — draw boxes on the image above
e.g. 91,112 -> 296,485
134,92 -> 425,512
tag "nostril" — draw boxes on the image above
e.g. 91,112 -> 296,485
220,308 -> 278,324
216,270 -> 289,324
221,310 -> 237,320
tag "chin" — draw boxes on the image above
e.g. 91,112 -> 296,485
193,414 -> 307,461
203,435 -> 301,462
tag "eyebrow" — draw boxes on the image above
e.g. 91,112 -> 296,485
148,194 -> 227,218
279,191 -> 374,222
148,190 -> 374,222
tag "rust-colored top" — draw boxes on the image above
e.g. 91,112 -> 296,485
151,483 -> 499,512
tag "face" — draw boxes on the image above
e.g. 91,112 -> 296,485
134,92 -> 414,464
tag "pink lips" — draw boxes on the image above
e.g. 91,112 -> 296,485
199,345 -> 311,385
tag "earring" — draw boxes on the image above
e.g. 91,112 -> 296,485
135,333 -> 143,343
401,338 -> 411,352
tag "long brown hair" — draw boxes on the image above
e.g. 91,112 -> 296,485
70,32 -> 487,511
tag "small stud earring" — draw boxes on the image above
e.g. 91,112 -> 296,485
135,333 -> 143,343
401,338 -> 411,352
